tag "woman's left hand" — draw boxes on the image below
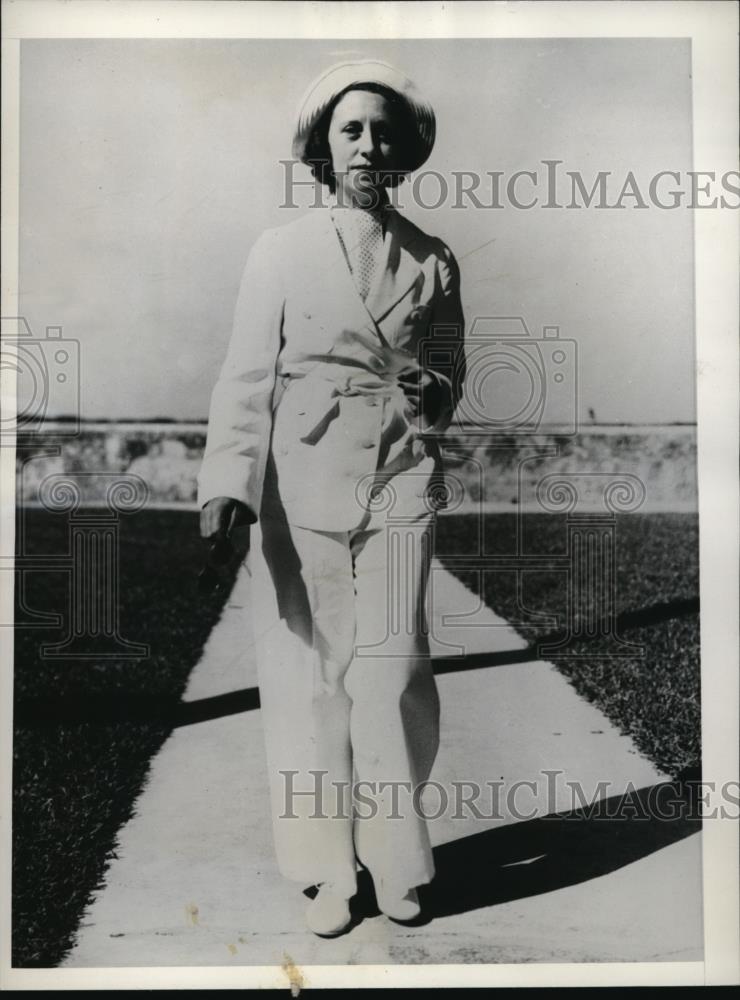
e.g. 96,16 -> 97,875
397,367 -> 444,425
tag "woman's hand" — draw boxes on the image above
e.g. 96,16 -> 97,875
397,367 -> 444,427
201,496 -> 242,541
200,496 -> 252,556
198,497 -> 252,594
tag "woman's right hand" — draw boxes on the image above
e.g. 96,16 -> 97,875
201,496 -> 237,540
198,498 -> 252,593
200,497 -> 252,552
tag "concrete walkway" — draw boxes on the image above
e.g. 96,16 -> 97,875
62,562 -> 703,969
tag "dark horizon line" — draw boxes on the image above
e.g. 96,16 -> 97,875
33,417 -> 699,428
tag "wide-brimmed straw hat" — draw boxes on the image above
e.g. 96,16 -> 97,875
292,60 -> 436,172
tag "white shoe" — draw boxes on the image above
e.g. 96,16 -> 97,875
305,884 -> 352,936
376,885 -> 420,922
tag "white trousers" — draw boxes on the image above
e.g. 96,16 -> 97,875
248,507 -> 440,897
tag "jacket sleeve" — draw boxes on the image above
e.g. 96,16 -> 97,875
197,228 -> 284,517
419,242 -> 466,434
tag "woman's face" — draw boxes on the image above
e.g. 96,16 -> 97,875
326,89 -> 400,206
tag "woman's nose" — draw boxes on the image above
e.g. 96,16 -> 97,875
357,128 -> 377,157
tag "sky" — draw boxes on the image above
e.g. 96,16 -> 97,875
18,37 -> 696,423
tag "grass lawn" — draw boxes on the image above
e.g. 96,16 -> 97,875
434,512 -> 700,779
12,510 -> 230,967
12,509 -> 699,967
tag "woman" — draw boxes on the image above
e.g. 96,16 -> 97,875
198,60 -> 465,936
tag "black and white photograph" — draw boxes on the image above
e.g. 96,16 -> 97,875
1,0 -> 738,990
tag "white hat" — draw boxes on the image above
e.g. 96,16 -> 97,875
292,60 -> 436,172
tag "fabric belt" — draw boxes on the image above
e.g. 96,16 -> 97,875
276,360 -> 409,445
282,365 -> 406,397
274,345 -> 452,444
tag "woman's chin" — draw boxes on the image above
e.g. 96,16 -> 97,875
341,182 -> 387,208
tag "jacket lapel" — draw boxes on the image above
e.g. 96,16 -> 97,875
315,207 -> 373,325
313,203 -> 423,336
364,207 -> 423,326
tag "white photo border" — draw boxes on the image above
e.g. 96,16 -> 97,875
1,0 -> 737,990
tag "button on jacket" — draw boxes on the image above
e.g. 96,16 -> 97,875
197,203 -> 466,531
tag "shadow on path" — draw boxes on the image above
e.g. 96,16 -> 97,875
15,596 -> 699,728
433,596 -> 699,676
348,784 -> 701,926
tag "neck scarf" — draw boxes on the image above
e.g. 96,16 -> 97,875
329,192 -> 390,301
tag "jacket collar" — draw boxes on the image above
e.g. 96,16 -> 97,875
326,187 -> 391,220
365,207 -> 424,325
321,195 -> 423,327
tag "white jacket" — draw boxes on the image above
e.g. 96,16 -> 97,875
197,204 -> 466,531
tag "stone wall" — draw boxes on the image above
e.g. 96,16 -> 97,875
15,423 -> 697,512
